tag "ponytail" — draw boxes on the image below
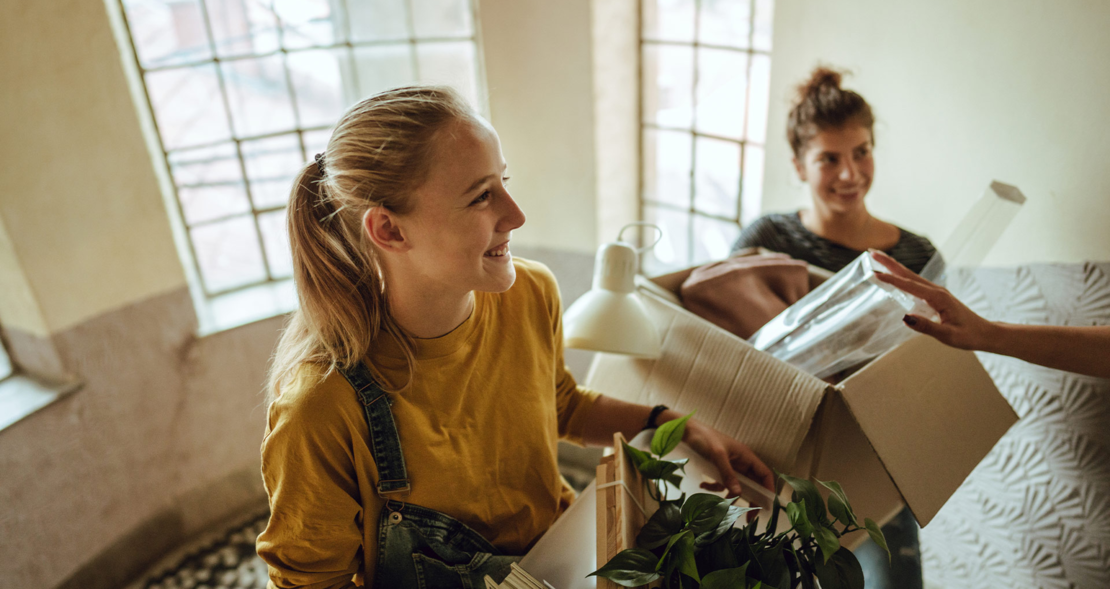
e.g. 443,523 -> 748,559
268,86 -> 477,400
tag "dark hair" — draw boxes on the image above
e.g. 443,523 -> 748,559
786,66 -> 875,158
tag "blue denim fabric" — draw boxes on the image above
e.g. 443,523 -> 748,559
375,500 -> 519,588
343,362 -> 411,495
340,363 -> 519,588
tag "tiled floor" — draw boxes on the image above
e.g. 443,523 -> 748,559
127,511 -> 270,589
125,462 -> 596,589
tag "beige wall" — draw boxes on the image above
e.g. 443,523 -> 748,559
0,0 -> 185,337
763,0 -> 1110,266
480,0 -> 600,254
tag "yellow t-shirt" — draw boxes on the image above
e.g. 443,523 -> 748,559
257,258 -> 600,588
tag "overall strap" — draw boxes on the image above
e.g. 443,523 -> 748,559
339,362 -> 411,498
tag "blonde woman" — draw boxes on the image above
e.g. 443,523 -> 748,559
256,86 -> 774,588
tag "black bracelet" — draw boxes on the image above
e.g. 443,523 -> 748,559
643,404 -> 670,431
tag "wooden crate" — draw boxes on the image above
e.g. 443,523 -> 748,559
595,433 -> 661,589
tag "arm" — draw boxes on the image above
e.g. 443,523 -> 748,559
257,389 -> 369,589
576,395 -> 776,496
974,323 -> 1110,378
871,250 -> 1110,378
540,259 -> 775,497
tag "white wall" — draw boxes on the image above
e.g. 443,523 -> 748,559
0,0 -> 186,336
480,0 -> 600,254
763,0 -> 1110,266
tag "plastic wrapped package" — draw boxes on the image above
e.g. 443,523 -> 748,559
749,181 -> 1026,380
748,252 -> 936,379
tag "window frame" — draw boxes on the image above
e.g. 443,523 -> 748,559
637,0 -> 772,271
112,0 -> 487,333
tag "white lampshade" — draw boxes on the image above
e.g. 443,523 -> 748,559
563,241 -> 661,358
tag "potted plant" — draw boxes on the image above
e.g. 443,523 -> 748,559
589,414 -> 889,589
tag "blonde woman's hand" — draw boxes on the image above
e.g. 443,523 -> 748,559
680,418 -> 776,499
869,250 -> 999,350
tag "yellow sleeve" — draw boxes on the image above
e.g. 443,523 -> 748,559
531,261 -> 601,446
257,371 -> 376,588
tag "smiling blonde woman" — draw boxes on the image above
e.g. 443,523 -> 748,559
256,86 -> 776,589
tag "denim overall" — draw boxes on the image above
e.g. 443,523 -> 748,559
341,363 -> 520,588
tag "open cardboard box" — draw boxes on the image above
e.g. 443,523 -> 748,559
583,264 -> 1019,542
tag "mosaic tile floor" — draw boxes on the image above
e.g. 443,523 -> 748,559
125,461 -> 595,589
127,511 -> 270,589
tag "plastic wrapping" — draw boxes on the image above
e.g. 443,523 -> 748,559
921,180 -> 1026,283
748,252 -> 935,379
749,181 -> 1026,379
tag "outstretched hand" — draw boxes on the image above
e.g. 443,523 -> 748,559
681,418 -> 776,499
869,250 -> 998,350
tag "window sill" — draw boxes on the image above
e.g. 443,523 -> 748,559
0,373 -> 82,432
195,279 -> 297,337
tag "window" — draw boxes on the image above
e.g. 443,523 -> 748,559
115,0 -> 483,331
639,0 -> 774,274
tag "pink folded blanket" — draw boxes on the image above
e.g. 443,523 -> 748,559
680,253 -> 811,339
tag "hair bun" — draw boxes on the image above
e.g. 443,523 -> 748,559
797,66 -> 844,102
786,65 -> 874,157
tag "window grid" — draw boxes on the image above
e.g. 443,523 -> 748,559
116,0 -> 482,300
638,0 -> 772,273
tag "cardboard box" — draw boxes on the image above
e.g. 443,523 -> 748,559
584,267 -> 1018,532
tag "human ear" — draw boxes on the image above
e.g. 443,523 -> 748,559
792,156 -> 807,182
363,207 -> 410,252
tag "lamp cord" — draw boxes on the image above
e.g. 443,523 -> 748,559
617,222 -> 663,254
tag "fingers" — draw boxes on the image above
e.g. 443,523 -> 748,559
903,313 -> 952,340
869,250 -> 917,279
700,481 -> 727,493
737,453 -> 775,492
873,271 -> 942,304
903,314 -> 965,349
709,449 -> 743,498
727,446 -> 776,494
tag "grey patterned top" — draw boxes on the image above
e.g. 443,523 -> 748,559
731,211 -> 938,274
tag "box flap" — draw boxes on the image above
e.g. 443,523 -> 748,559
803,391 -> 907,547
585,290 -> 829,471
838,335 -> 1017,526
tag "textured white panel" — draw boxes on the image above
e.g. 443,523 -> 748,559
921,264 -> 1110,589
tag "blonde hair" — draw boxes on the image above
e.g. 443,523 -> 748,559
268,85 -> 478,400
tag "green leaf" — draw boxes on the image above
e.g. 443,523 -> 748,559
826,493 -> 853,528
814,547 -> 864,589
779,473 -> 827,525
659,530 -> 693,569
651,412 -> 694,457
767,495 -> 781,538
640,458 -> 686,481
622,442 -> 652,470
700,563 -> 749,589
695,533 -> 739,573
697,504 -> 759,546
636,502 -> 683,549
671,530 -> 700,582
817,479 -> 857,527
813,525 -> 840,565
588,548 -> 661,587
785,499 -> 814,538
663,472 -> 685,489
681,493 -> 731,534
864,518 -> 890,563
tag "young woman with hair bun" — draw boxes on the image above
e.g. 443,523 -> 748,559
256,86 -> 775,588
734,67 -> 932,589
733,66 -> 938,275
